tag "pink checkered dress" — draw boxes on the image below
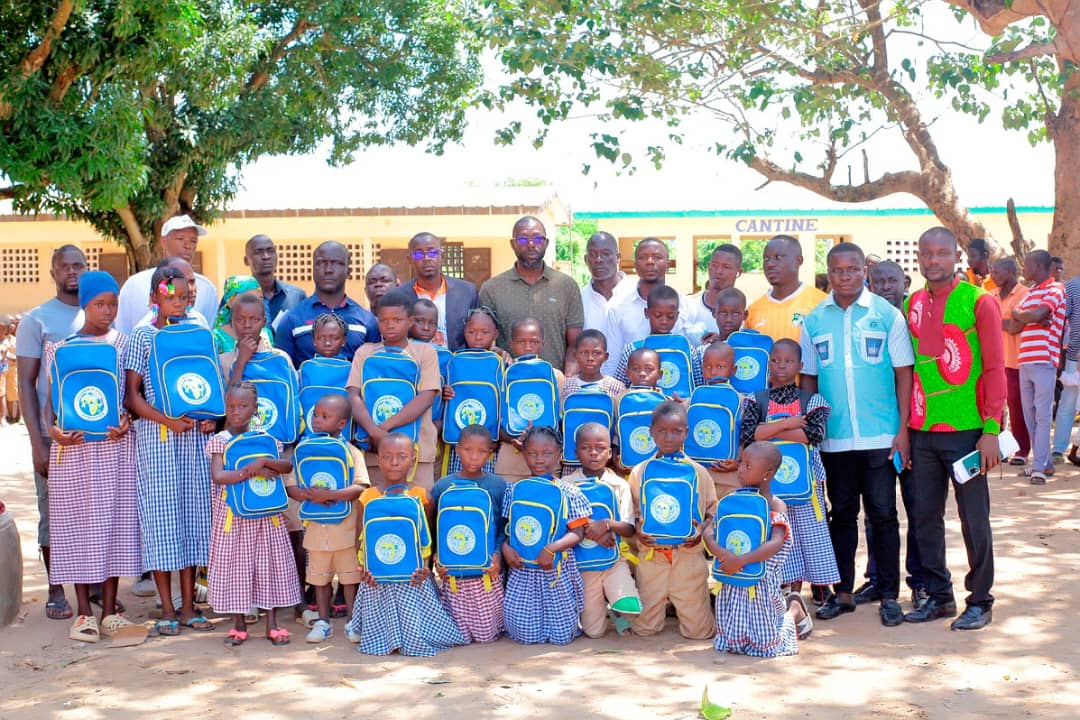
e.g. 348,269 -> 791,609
438,573 -> 505,643
206,433 -> 301,614
45,334 -> 142,585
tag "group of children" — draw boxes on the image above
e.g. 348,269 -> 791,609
42,266 -> 843,659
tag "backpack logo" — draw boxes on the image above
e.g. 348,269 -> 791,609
372,395 -> 404,424
735,356 -> 759,381
74,387 -> 108,423
252,398 -> 278,432
693,419 -> 721,449
514,516 -> 543,547
649,493 -> 681,524
725,529 -> 752,556
446,524 -> 477,555
455,398 -> 487,428
177,372 -> 211,406
374,533 -> 407,565
516,393 -> 545,422
659,361 -> 680,389
309,471 -> 335,489
247,476 -> 276,497
629,427 -> 656,455
774,456 -> 801,485
579,536 -> 598,550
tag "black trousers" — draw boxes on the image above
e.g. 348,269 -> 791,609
821,448 -> 901,598
864,467 -> 926,590
909,429 -> 995,608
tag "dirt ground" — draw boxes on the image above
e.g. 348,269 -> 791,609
1,422 -> 1077,720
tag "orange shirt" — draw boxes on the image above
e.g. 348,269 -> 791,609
997,283 -> 1029,369
746,283 -> 827,342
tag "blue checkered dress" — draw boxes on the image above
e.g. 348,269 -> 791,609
348,576 -> 466,656
780,480 -> 840,585
124,325 -> 213,571
501,478 -> 591,645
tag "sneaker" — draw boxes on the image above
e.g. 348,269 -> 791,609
305,619 -> 333,643
131,576 -> 156,598
346,627 -> 361,643
853,581 -> 882,605
301,609 -> 321,629
1030,471 -> 1047,485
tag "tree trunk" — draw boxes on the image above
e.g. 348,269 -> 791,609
920,167 -> 989,250
1050,70 -> 1080,272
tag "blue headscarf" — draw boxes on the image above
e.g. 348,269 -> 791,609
78,271 -> 119,308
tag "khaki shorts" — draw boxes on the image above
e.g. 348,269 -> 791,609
306,547 -> 361,586
3,367 -> 14,399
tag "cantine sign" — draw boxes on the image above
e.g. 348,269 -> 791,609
734,217 -> 819,233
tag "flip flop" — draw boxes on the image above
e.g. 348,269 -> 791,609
46,598 -> 73,620
69,615 -> 100,642
224,628 -> 248,646
155,619 -> 181,636
267,627 -> 290,646
178,614 -> 214,632
786,592 -> 814,640
100,614 -> 148,648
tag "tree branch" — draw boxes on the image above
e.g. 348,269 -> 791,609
17,0 -> 75,77
245,18 -> 314,93
748,154 -> 924,203
986,39 -> 1058,64
116,204 -> 151,269
0,185 -> 19,200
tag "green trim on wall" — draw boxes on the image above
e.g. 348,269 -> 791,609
574,206 -> 1054,220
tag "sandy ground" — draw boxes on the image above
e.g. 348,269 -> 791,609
1,421 -> 1078,720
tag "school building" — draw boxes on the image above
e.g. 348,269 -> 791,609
0,190 -> 1053,316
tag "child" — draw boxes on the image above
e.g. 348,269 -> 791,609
207,383 -> 301,646
123,266 -> 217,636
212,275 -> 273,355
42,272 -> 146,646
563,329 -> 625,399
312,312 -> 349,359
740,339 -> 840,597
218,291 -> 287,386
501,426 -> 591,645
494,318 -> 566,483
135,257 -> 210,329
431,423 -> 508,643
612,347 -> 665,475
564,422 -> 641,637
705,441 -> 812,657
410,297 -> 442,346
348,432 -> 466,656
348,289 -> 440,489
699,341 -> 742,499
285,394 -> 368,643
614,285 -> 696,389
628,401 -> 717,639
693,288 -> 748,384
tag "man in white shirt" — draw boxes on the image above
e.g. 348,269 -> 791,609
685,243 -> 743,343
116,215 -> 219,334
580,231 -> 636,331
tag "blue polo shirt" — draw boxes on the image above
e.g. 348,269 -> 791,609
799,289 -> 914,452
275,294 -> 380,367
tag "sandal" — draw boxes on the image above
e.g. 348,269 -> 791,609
155,619 -> 181,636
786,592 -> 814,640
224,628 -> 248,646
267,627 -> 290,646
69,614 -> 100,642
100,614 -> 148,647
178,614 -> 214,632
46,598 -> 73,620
244,607 -> 260,625
89,594 -> 126,614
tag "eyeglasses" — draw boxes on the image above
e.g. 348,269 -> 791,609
514,235 -> 547,247
410,248 -> 441,261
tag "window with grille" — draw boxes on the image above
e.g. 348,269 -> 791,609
443,242 -> 465,279
885,239 -> 920,276
1,248 -> 40,284
276,243 -> 313,284
83,246 -> 102,271
350,242 -> 373,281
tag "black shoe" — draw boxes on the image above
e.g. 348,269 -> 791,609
911,587 -> 929,611
950,605 -> 992,630
810,584 -> 830,606
853,581 -> 882,605
903,598 -> 957,623
879,599 -> 904,627
815,594 -> 856,620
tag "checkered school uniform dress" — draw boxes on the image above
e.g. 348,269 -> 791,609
44,333 -> 142,585
502,478 -> 591,645
742,386 -> 840,586
205,433 -> 301,615
124,324 -> 214,572
349,577 -> 466,656
438,573 -> 505,643
714,511 -> 799,658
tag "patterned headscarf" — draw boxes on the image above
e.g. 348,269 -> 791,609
213,275 -> 272,354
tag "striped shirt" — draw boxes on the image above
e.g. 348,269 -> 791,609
1018,278 -> 1067,366
1063,277 -> 1080,361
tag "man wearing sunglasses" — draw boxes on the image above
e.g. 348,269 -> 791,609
401,232 -> 479,350
479,216 -> 584,370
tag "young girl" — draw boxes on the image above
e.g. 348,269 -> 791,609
212,275 -> 273,355
705,441 -> 812,657
43,272 -> 146,645
312,312 -> 349,360
348,432 -> 466,656
740,339 -> 840,597
123,266 -> 217,636
502,426 -> 591,645
207,383 -> 301,646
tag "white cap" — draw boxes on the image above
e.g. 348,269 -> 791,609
161,214 -> 207,238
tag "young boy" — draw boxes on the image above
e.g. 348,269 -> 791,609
565,422 -> 641,637
347,288 -> 441,489
493,317 -> 566,483
696,341 -> 743,499
613,347 -> 665,475
563,329 -> 624,399
614,285 -> 693,388
694,288 -> 748,383
285,394 -> 369,643
410,298 -> 441,345
628,401 -> 717,639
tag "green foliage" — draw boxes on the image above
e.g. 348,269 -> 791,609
556,219 -> 597,286
740,238 -> 767,273
0,1 -> 481,267
694,237 -> 724,291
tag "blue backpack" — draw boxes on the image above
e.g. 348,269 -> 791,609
685,381 -> 743,462
358,345 -> 420,447
640,455 -> 702,545
561,387 -> 614,464
49,336 -> 121,440
503,355 -> 558,437
436,479 -> 495,578
299,356 -> 353,438
729,330 -> 773,394
641,334 -> 695,399
506,476 -> 568,567
615,387 -> 666,467
770,441 -> 816,507
573,480 -> 620,571
443,349 -> 504,444
711,488 -> 770,586
242,351 -> 300,444
293,434 -> 355,524
362,486 -> 430,583
221,431 -> 289,520
149,323 -> 225,419
430,344 -> 453,424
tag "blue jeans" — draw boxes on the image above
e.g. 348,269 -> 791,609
1052,359 -> 1077,455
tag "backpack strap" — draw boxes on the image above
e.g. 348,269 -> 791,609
753,389 -> 770,415
797,388 -> 814,416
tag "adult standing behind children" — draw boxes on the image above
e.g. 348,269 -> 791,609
903,227 -> 1004,631
800,243 -> 913,627
580,231 -> 636,332
479,216 -> 584,371
401,232 -> 480,350
746,235 -> 827,341
685,243 -> 743,343
16,245 -> 87,620
989,258 -> 1031,464
115,215 -> 219,334
242,234 -> 306,330
275,241 -> 380,367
